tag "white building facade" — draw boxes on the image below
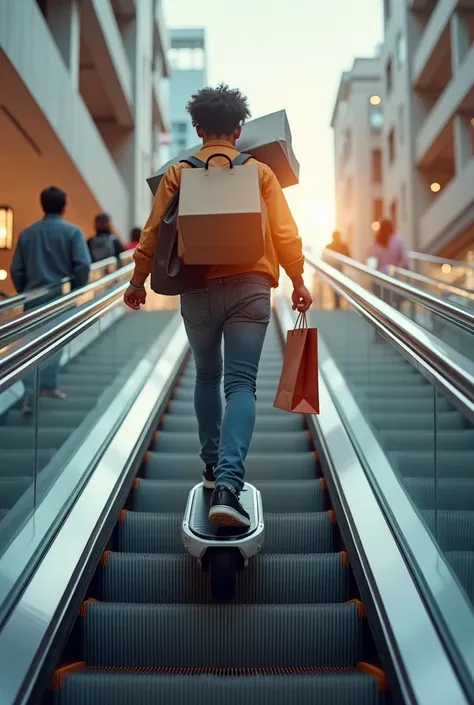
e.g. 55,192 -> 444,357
168,28 -> 207,160
0,0 -> 170,293
332,0 -> 474,261
331,57 -> 383,262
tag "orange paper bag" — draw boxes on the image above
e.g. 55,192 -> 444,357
273,313 -> 319,414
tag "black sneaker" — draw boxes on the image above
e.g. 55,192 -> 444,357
202,464 -> 216,490
209,485 -> 251,528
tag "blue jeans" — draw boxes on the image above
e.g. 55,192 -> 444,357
23,351 -> 62,393
181,274 -> 271,492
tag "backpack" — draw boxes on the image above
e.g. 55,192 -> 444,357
150,153 -> 252,296
89,234 -> 117,263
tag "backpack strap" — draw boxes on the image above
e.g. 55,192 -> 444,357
232,153 -> 253,166
179,157 -> 206,169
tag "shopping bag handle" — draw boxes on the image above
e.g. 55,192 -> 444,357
205,153 -> 233,170
294,312 -> 308,330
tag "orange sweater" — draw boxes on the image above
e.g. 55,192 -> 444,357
133,139 -> 304,288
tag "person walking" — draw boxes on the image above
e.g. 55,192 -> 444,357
87,213 -> 124,266
368,219 -> 409,306
324,230 -> 351,309
123,84 -> 312,527
10,186 -> 91,412
125,227 -> 141,251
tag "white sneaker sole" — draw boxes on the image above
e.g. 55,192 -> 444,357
208,505 -> 251,528
202,476 -> 216,490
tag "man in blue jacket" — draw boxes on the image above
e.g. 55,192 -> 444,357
10,186 -> 91,412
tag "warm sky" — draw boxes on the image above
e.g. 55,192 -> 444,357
163,0 -> 383,252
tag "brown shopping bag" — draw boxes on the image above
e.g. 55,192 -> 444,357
273,313 -> 319,414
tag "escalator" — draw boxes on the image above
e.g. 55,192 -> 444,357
0,309 -> 174,541
309,309 -> 474,603
50,320 -> 389,705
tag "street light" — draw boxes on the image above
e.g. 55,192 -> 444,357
0,206 -> 13,250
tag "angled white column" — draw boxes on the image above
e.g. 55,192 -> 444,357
450,12 -> 470,73
45,0 -> 80,90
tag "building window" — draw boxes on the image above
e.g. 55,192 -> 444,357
173,121 -> 187,134
169,47 -> 205,71
401,183 -> 407,222
384,0 -> 391,23
398,104 -> 405,145
388,127 -> 396,165
373,199 -> 384,223
371,150 -> 382,184
390,199 -> 397,231
396,33 -> 406,69
386,57 -> 393,94
369,105 -> 384,131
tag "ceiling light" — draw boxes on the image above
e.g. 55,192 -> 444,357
0,270 -> 7,281
430,182 -> 441,193
372,221 -> 381,231
370,95 -> 381,106
0,207 -> 13,250
441,263 -> 452,274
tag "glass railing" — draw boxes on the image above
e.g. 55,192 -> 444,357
408,251 -> 474,293
0,280 -> 179,619
318,251 -> 474,366
304,258 -> 474,686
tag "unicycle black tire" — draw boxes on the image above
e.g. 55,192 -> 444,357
209,548 -> 238,601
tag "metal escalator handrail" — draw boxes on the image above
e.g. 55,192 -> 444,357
0,250 -> 133,317
305,256 -> 474,422
274,292 -> 471,705
317,250 -> 474,332
0,262 -> 133,346
0,318 -> 188,705
0,278 -> 131,395
408,250 -> 474,271
389,265 -> 474,301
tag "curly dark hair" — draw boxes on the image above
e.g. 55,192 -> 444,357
186,83 -> 251,135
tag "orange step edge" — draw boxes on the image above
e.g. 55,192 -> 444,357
80,598 -> 99,617
50,662 -> 86,690
357,662 -> 388,691
346,598 -> 366,618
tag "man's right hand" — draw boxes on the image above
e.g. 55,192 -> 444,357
124,285 -> 147,310
291,278 -> 313,312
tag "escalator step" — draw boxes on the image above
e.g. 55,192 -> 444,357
82,602 -> 363,668
366,398 -> 452,414
403,477 -> 474,511
173,388 -> 279,403
445,551 -> 474,603
369,411 -> 464,432
0,477 -> 32,509
160,415 -> 305,434
390,451 -> 474,478
422,510 -> 474,551
144,453 -> 317,481
56,670 -> 386,705
0,450 -> 55,476
100,552 -> 350,604
168,400 -> 288,416
5,409 -> 87,429
380,430 -> 474,452
0,427 -> 71,450
132,479 -> 325,513
118,512 -> 335,554
153,432 -> 311,454
352,386 -> 432,399
177,379 -> 279,391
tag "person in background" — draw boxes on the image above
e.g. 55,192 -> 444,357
10,186 -> 91,412
123,83 -> 312,527
125,227 -> 141,251
368,218 -> 409,307
323,230 -> 351,309
87,213 -> 124,266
